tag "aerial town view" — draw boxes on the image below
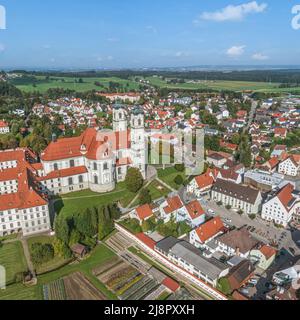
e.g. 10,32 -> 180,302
1,0 -> 300,308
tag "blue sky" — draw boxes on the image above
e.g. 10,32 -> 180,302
0,0 -> 299,68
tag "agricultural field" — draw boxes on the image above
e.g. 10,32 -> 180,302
146,76 -> 300,93
13,75 -> 141,93
0,241 -> 28,285
43,272 -> 106,300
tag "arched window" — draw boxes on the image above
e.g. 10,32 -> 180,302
138,119 -> 142,127
70,160 -> 75,168
53,163 -> 58,171
119,112 -> 122,119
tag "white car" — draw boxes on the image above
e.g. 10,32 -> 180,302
224,218 -> 232,223
208,209 -> 215,215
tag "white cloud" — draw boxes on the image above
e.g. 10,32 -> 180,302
226,45 -> 246,58
200,1 -> 267,22
252,52 -> 269,60
175,51 -> 189,58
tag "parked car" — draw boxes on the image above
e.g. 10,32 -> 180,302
249,279 -> 258,285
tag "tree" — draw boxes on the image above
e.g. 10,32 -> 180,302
174,175 -> 184,186
68,229 -> 82,246
142,219 -> 155,233
175,164 -> 185,172
218,277 -> 232,295
53,239 -> 73,259
55,216 -> 71,244
75,208 -> 98,238
125,168 -> 144,193
31,243 -> 54,265
139,188 -> 152,205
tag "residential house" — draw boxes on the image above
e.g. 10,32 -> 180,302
216,227 -> 260,258
187,168 -> 218,197
189,217 -> 225,249
130,204 -> 154,225
261,183 -> 300,227
226,260 -> 255,292
278,155 -> 300,177
0,120 -> 9,134
250,245 -> 277,270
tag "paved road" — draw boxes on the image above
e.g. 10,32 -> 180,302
244,99 -> 258,133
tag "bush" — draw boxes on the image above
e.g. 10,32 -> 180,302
249,214 -> 256,220
174,175 -> 184,186
175,164 -> 185,172
31,243 -> 55,265
139,188 -> 152,205
225,205 -> 232,210
217,201 -> 223,206
238,210 -> 244,215
125,168 -> 144,193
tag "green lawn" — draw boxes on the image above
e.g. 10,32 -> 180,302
0,283 -> 42,300
157,167 -> 187,190
0,242 -> 28,285
27,236 -> 71,275
54,184 -> 136,218
15,76 -> 141,93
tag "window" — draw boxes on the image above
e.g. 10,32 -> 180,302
68,177 -> 73,186
103,163 -> 108,170
70,160 -> 75,168
54,163 -> 58,171
94,176 -> 98,185
79,175 -> 83,183
93,163 -> 98,171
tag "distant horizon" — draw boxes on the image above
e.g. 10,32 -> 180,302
4,64 -> 300,73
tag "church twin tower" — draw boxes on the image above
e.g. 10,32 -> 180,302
112,105 -> 146,179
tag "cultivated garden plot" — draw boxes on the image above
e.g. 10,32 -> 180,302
43,272 -> 106,300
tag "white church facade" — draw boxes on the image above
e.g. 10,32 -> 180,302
39,105 -> 147,195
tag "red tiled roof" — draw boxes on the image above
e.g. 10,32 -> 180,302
135,204 -> 154,221
277,183 -> 295,210
164,196 -> 183,214
41,128 -> 131,161
274,128 -> 287,136
162,277 -> 180,292
195,217 -> 225,243
260,245 -> 277,260
194,168 -> 218,190
0,120 -> 8,128
0,167 -> 19,182
135,233 -> 156,250
38,166 -> 87,181
185,200 -> 205,219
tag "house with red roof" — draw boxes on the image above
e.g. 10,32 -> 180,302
159,196 -> 205,227
0,119 -> 9,134
250,245 -> 277,270
278,155 -> 300,177
262,183 -> 300,227
130,204 -> 154,225
187,168 -> 219,197
274,128 -> 288,139
189,217 -> 225,249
